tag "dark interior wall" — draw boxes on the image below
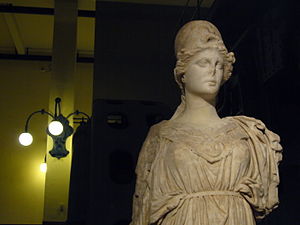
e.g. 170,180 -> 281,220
93,2 -> 210,111
210,0 -> 299,126
211,0 -> 300,160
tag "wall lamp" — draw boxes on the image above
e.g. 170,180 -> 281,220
19,97 -> 90,159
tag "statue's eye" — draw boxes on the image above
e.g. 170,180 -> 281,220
216,62 -> 224,70
196,58 -> 209,67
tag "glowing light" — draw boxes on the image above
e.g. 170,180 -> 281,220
19,132 -> 33,146
48,120 -> 63,136
40,162 -> 47,173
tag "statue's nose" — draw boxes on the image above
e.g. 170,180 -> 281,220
209,65 -> 216,76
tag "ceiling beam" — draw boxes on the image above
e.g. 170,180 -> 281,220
3,13 -> 25,55
0,5 -> 95,17
96,0 -> 215,7
0,53 -> 94,63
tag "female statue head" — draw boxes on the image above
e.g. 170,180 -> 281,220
174,20 -> 236,93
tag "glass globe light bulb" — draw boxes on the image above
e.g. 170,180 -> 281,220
40,162 -> 47,173
19,132 -> 33,146
48,120 -> 63,136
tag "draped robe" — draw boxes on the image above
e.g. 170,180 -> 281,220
130,116 -> 282,225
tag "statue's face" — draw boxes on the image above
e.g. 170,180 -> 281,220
182,48 -> 224,100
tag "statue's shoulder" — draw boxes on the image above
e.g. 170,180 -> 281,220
229,115 -> 282,151
228,115 -> 267,131
147,120 -> 169,137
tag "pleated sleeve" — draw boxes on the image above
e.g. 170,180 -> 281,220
233,116 -> 283,219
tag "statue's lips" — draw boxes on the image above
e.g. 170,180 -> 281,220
206,80 -> 217,85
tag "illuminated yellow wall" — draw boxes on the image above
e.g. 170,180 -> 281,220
43,62 -> 94,222
0,59 -> 93,224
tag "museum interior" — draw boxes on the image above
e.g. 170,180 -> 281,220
0,0 -> 299,224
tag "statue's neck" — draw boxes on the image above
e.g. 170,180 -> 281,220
177,92 -> 221,125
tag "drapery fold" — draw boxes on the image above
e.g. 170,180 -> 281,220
130,116 -> 282,225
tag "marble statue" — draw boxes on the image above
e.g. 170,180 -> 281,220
130,20 -> 282,225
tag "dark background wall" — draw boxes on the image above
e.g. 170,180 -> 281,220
68,0 -> 300,224
92,2 -> 211,111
